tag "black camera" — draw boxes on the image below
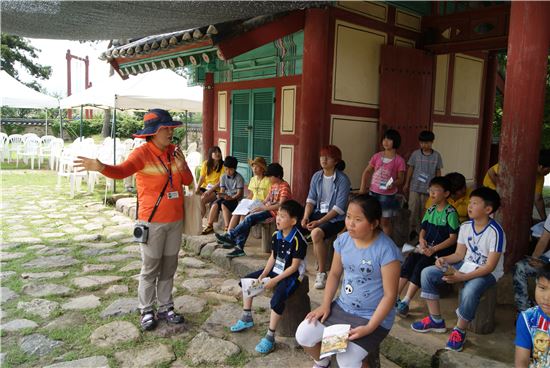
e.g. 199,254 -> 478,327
133,224 -> 149,243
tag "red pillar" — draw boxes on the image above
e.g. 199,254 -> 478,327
477,52 -> 498,184
498,1 -> 550,271
295,8 -> 330,203
202,72 -> 215,157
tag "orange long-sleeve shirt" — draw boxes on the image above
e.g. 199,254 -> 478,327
101,141 -> 193,223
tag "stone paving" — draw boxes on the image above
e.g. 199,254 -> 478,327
2,170 -> 372,368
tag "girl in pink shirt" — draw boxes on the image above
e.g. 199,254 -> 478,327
360,129 -> 406,235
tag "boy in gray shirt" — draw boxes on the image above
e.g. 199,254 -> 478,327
202,156 -> 244,234
403,131 -> 443,242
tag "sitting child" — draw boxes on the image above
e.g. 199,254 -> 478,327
230,200 -> 307,354
397,176 -> 459,317
515,263 -> 550,368
425,172 -> 471,223
296,194 -> 402,368
216,163 -> 291,258
227,157 -> 270,231
514,215 -> 550,312
411,187 -> 505,352
201,156 -> 244,234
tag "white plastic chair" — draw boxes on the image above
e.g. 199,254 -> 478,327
21,135 -> 41,169
187,151 -> 202,182
0,133 -> 8,162
39,135 -> 56,167
49,138 -> 65,171
7,134 -> 24,164
57,146 -> 89,198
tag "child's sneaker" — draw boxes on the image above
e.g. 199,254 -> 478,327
411,315 -> 446,333
396,300 -> 409,317
445,327 -> 466,351
314,272 -> 327,289
395,298 -> 401,308
215,232 -> 236,246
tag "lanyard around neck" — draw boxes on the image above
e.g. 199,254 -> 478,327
157,154 -> 173,189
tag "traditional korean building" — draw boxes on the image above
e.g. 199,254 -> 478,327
100,1 -> 549,269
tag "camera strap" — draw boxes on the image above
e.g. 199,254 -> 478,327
135,178 -> 170,223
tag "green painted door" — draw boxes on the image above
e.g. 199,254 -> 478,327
231,88 -> 274,182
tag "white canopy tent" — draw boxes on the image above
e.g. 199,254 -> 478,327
0,71 -> 60,136
60,69 -> 202,112
0,71 -> 59,109
60,69 -> 203,193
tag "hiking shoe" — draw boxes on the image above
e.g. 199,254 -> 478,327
157,308 -> 184,324
314,272 -> 327,289
226,247 -> 246,258
411,315 -> 446,333
140,312 -> 157,331
396,300 -> 410,317
201,225 -> 214,235
222,242 -> 236,249
216,232 -> 236,246
445,327 -> 466,351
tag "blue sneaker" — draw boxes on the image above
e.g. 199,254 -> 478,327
396,301 -> 409,317
446,327 -> 466,351
411,315 -> 447,333
395,298 -> 401,308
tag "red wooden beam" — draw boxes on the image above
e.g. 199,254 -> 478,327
424,35 -> 508,54
496,71 -> 505,93
217,10 -> 305,60
498,1 -> 550,271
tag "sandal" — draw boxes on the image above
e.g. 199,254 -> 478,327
140,312 -> 157,331
312,362 -> 331,368
230,319 -> 254,332
157,308 -> 184,324
255,337 -> 275,354
201,225 -> 214,235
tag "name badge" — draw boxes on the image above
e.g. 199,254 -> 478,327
417,172 -> 429,183
320,202 -> 329,214
167,191 -> 179,200
273,257 -> 285,275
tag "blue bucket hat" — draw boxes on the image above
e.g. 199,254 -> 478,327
133,109 -> 182,138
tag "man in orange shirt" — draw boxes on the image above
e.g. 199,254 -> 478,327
75,109 -> 193,331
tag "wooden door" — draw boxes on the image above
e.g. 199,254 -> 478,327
379,45 -> 434,160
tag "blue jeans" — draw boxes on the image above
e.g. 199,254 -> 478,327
513,259 -> 538,311
420,262 -> 497,322
228,211 -> 272,248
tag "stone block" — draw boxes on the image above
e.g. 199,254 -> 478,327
210,248 -> 232,270
436,350 -> 510,368
261,222 -> 276,253
200,242 -> 218,258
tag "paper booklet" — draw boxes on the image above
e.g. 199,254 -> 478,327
232,199 -> 263,216
402,243 -> 419,255
241,277 -> 270,298
319,324 -> 351,359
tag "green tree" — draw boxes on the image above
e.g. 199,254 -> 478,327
493,54 -> 550,148
0,33 -> 52,91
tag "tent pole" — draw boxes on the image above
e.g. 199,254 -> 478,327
45,109 -> 48,136
112,104 -> 117,193
80,105 -> 83,141
185,110 -> 189,150
59,107 -> 64,140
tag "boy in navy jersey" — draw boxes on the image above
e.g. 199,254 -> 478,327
229,200 -> 307,354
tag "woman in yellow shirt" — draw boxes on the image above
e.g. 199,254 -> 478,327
483,153 -> 550,220
227,157 -> 270,231
195,146 -> 224,217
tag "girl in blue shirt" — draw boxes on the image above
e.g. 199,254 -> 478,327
296,194 -> 402,367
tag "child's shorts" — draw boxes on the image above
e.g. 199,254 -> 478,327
305,211 -> 345,239
324,302 -> 389,353
240,269 -> 300,315
369,191 -> 400,217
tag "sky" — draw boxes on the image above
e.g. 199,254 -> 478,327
18,38 -> 112,98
